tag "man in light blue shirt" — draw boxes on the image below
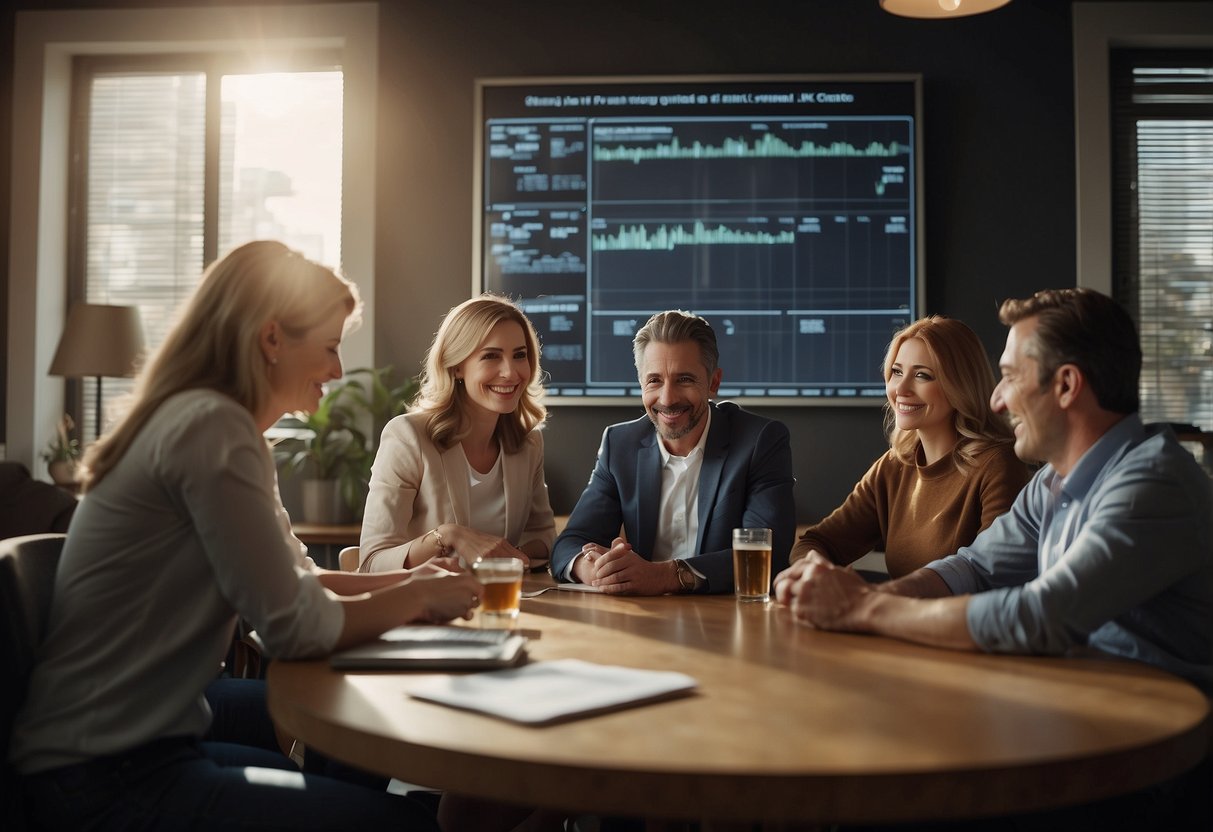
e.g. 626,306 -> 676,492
775,288 -> 1213,695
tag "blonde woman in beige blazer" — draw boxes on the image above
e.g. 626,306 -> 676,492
359,295 -> 555,573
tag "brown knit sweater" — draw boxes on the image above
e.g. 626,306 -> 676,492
791,442 -> 1031,578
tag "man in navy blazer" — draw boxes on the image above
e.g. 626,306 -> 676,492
552,310 -> 796,595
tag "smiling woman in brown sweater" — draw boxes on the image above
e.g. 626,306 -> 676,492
791,316 -> 1031,579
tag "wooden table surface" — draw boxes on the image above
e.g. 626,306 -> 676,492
268,581 -> 1210,825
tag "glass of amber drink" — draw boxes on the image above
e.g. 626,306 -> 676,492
472,556 -> 524,628
732,528 -> 773,603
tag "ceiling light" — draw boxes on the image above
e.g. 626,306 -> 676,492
880,0 -> 1011,19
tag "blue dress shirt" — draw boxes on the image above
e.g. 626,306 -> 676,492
926,415 -> 1213,693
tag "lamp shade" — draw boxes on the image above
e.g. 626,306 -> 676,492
880,0 -> 1010,18
49,303 -> 145,378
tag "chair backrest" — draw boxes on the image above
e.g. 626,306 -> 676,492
338,545 -> 360,572
1,533 -> 64,827
1,534 -> 65,755
0,462 -> 77,538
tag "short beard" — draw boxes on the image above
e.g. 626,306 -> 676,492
647,401 -> 705,443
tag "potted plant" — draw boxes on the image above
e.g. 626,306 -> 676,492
272,366 -> 418,523
41,414 -> 83,487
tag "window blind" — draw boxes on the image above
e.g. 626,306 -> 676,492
69,58 -> 343,439
1112,51 -> 1213,431
79,71 -> 207,435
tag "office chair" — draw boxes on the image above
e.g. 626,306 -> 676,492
338,546 -> 360,572
0,463 -> 77,538
0,533 -> 66,831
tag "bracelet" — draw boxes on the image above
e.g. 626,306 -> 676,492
423,527 -> 451,558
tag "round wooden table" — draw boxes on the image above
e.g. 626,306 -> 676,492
267,584 -> 1210,825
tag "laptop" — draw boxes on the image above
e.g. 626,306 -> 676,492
329,625 -> 527,671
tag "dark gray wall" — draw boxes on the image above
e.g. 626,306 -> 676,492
374,0 -> 1076,519
1,0 -> 1078,523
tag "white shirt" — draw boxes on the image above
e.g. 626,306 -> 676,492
564,409 -> 712,580
465,446 -> 507,539
650,409 -> 711,561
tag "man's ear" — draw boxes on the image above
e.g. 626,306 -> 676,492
259,321 -> 280,364
1053,364 -> 1083,409
708,367 -> 723,397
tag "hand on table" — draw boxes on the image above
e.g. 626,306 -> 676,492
407,571 -> 483,624
570,542 -> 609,585
445,524 -> 531,569
774,551 -> 872,631
583,538 -> 678,596
411,555 -> 468,577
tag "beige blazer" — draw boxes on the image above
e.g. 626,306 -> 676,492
359,410 -> 555,571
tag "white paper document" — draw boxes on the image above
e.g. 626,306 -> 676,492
554,582 -> 603,592
407,658 -> 698,724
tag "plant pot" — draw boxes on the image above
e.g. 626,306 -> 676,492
47,459 -> 79,487
301,479 -> 354,524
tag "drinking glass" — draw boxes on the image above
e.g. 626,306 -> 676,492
472,556 -> 524,628
732,528 -> 773,603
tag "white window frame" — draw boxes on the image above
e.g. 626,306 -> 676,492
7,3 -> 378,474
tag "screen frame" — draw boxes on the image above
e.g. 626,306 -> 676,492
472,73 -> 925,407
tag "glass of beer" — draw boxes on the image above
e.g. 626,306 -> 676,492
472,556 -> 524,628
732,528 -> 773,603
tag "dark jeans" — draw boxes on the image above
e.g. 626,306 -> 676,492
21,737 -> 437,831
19,679 -> 433,830
204,678 -> 281,754
205,676 -> 389,791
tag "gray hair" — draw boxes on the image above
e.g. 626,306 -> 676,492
632,310 -> 719,376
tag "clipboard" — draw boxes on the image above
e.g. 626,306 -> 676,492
330,625 -> 528,671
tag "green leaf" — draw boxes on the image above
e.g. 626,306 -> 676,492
271,365 -> 419,517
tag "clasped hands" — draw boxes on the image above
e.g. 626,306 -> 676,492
568,543 -> 880,607
773,551 -> 873,632
572,538 -> 678,595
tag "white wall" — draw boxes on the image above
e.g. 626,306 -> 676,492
6,3 -> 378,472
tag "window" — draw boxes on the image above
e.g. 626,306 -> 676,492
1112,51 -> 1213,430
69,55 -> 344,438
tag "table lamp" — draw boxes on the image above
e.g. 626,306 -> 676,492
49,303 -> 145,440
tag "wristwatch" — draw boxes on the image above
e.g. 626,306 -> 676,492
674,559 -> 702,593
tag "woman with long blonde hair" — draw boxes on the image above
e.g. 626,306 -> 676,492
11,241 -> 476,831
360,294 -> 555,572
789,316 -> 1030,579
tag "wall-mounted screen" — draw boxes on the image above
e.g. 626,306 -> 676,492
474,75 -> 923,403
